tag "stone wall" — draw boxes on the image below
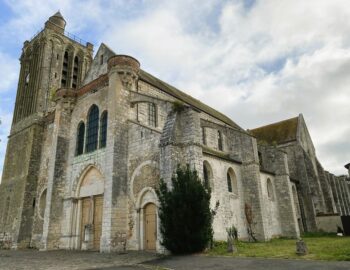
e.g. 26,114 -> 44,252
316,214 -> 343,233
0,122 -> 44,249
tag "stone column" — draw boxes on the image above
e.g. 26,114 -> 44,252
334,177 -> 346,215
100,55 -> 140,252
328,173 -> 341,215
294,147 -> 317,231
316,161 -> 337,213
340,177 -> 350,215
240,135 -> 268,241
41,90 -> 75,250
272,150 -> 300,238
159,107 -> 203,185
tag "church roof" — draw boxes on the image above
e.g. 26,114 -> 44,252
345,163 -> 350,169
139,70 -> 244,131
249,116 -> 299,145
53,11 -> 65,20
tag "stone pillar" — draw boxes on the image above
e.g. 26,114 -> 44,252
159,111 -> 180,186
41,91 -> 75,250
240,136 -> 268,241
272,150 -> 300,238
334,177 -> 346,215
100,55 -> 140,252
177,107 -> 203,174
340,177 -> 350,215
316,162 -> 337,213
328,173 -> 341,214
294,147 -> 317,231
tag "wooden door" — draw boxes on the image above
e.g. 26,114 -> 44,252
93,195 -> 103,250
144,203 -> 157,250
81,197 -> 91,246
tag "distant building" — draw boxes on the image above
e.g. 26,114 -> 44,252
0,12 -> 349,252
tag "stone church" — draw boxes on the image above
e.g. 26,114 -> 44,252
1,12 -> 350,252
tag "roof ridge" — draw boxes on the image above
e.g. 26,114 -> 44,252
250,116 -> 299,131
139,69 -> 245,131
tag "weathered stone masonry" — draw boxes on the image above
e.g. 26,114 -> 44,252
1,12 -> 350,252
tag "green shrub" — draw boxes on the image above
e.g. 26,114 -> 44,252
156,165 -> 213,254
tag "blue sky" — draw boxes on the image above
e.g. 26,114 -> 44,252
0,0 -> 350,179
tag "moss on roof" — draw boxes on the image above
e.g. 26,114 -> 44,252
202,146 -> 242,164
139,69 -> 244,131
249,116 -> 299,145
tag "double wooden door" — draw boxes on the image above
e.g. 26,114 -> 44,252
81,195 -> 103,250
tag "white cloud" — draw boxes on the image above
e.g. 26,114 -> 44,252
0,0 -> 349,175
0,51 -> 18,93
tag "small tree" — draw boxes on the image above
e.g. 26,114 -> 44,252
156,165 -> 213,254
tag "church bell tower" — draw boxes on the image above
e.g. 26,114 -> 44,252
0,11 -> 93,249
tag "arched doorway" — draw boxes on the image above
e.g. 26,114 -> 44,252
77,166 -> 104,250
144,203 -> 157,250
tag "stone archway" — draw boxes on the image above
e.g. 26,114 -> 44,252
76,166 -> 104,251
135,188 -> 159,251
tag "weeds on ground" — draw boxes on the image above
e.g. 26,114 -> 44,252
207,234 -> 350,261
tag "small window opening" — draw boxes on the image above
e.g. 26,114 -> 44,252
258,151 -> 263,166
100,54 -> 104,65
148,103 -> 156,127
218,130 -> 223,151
25,73 -> 30,86
227,172 -> 233,193
61,51 -> 69,87
202,127 -> 207,145
99,111 -> 108,148
203,164 -> 209,189
72,56 -> 79,89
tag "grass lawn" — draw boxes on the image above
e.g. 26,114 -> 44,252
207,233 -> 350,261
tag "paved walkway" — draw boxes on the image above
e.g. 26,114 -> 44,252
0,250 -> 159,270
145,255 -> 350,270
1,250 -> 350,270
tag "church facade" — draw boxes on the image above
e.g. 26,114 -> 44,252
1,12 -> 349,252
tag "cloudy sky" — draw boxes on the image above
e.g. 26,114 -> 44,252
0,0 -> 349,179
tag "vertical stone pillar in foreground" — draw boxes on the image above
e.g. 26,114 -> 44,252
240,136 -> 267,241
272,149 -> 300,238
101,55 -> 140,252
41,89 -> 75,250
159,106 -> 203,186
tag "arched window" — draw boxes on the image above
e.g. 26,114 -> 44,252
292,185 -> 300,215
25,73 -> 30,86
148,103 -> 156,127
227,168 -> 238,195
76,121 -> 85,155
72,56 -> 79,89
202,127 -> 207,145
227,172 -> 232,192
39,189 -> 47,219
61,51 -> 69,87
203,161 -> 213,190
100,111 -> 108,148
267,178 -> 274,200
258,151 -> 263,166
86,105 -> 99,153
218,130 -> 223,151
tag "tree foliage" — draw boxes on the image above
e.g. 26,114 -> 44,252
156,165 -> 213,254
